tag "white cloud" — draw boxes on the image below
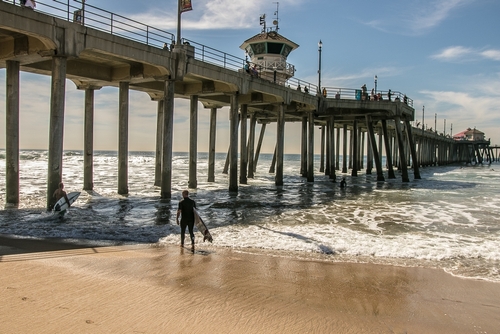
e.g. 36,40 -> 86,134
366,0 -> 474,36
409,0 -> 472,33
418,74 -> 500,143
431,46 -> 474,61
432,46 -> 500,62
128,0 -> 302,31
481,49 -> 500,61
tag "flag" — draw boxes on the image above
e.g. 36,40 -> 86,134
181,0 -> 193,13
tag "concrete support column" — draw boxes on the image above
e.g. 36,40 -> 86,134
336,127 -> 340,171
275,104 -> 285,186
247,112 -> 256,179
405,120 -> 421,179
351,120 -> 358,177
6,60 -> 20,206
342,124 -> 348,173
47,56 -> 67,209
208,107 -> 217,182
394,116 -> 410,182
83,87 -> 95,190
366,115 -> 385,181
301,116 -> 307,177
161,79 -> 175,199
319,125 -> 325,173
240,104 -> 248,184
307,111 -> 315,182
328,116 -> 336,180
366,134 -> 373,175
254,123 -> 267,173
155,100 -> 164,187
189,95 -> 198,189
325,122 -> 330,176
118,82 -> 129,195
358,129 -> 365,170
381,120 -> 396,179
378,128 -> 383,165
229,93 -> 239,191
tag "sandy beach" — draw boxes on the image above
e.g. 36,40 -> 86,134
0,236 -> 499,334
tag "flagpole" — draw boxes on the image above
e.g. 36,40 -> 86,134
176,0 -> 181,46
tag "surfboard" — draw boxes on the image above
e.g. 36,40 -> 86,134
53,192 -> 80,213
193,208 -> 213,243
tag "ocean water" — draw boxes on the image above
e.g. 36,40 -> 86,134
0,150 -> 499,282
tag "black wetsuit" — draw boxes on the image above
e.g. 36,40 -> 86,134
178,197 -> 196,246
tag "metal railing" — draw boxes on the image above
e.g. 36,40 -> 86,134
6,0 -> 175,47
323,87 -> 413,107
3,0 -> 411,104
182,39 -> 244,71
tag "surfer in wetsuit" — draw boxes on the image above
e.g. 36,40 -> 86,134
339,177 -> 346,188
52,182 -> 70,210
176,190 -> 197,250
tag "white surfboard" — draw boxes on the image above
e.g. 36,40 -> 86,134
53,192 -> 80,213
193,208 -> 213,243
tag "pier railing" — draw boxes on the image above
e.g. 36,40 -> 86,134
323,87 -> 414,107
4,0 -> 408,104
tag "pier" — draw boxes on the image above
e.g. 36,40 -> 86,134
0,1 -> 494,208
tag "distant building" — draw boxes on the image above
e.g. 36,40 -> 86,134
453,128 -> 485,141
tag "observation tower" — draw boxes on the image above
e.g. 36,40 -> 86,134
239,5 -> 299,85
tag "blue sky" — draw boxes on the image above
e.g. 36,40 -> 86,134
1,0 -> 499,153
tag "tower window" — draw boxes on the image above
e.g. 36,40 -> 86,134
267,42 -> 283,55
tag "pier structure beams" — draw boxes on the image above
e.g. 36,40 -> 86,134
366,130 -> 373,175
189,95 -> 199,189
351,120 -> 358,177
160,79 -> 175,199
240,104 -> 248,184
301,116 -> 308,177
247,112 -> 257,179
229,93 -> 239,191
335,126 -> 340,171
381,120 -> 396,179
82,86 -> 100,191
394,116 -> 410,182
275,104 -> 285,186
319,125 -> 325,173
47,56 -> 67,209
325,122 -> 331,176
208,107 -> 218,182
6,60 -> 20,206
328,116 -> 335,180
342,124 -> 348,174
254,122 -> 267,173
307,110 -> 315,182
405,120 -> 421,179
366,116 -> 384,182
155,99 -> 164,187
118,81 -> 129,195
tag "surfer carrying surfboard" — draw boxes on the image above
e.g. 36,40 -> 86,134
176,190 -> 196,250
53,182 -> 70,209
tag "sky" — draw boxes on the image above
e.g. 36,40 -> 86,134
1,0 -> 500,154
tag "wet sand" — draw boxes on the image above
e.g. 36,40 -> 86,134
1,236 -> 499,333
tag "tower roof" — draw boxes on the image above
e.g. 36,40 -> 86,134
240,31 -> 299,51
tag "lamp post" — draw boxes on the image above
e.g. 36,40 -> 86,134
81,0 -> 85,25
318,40 -> 322,92
374,75 -> 377,94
